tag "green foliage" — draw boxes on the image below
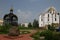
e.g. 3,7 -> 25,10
52,32 -> 60,40
0,26 -> 8,34
31,30 -> 60,40
48,25 -> 55,31
0,24 -> 12,34
28,22 -> 32,28
31,31 -> 40,40
33,19 -> 39,28
21,24 -> 25,27
40,30 -> 60,40
40,30 -> 53,40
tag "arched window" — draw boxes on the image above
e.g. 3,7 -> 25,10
48,14 -> 49,17
55,14 -> 57,21
55,18 -> 56,21
48,14 -> 49,21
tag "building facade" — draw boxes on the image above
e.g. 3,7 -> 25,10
39,6 -> 59,28
0,19 -> 3,26
21,23 -> 28,27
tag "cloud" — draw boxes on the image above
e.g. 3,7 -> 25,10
16,9 -> 32,23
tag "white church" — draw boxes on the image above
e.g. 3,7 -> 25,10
39,6 -> 59,29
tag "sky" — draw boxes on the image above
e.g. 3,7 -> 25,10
0,0 -> 60,23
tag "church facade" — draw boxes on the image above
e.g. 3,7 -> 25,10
39,6 -> 59,29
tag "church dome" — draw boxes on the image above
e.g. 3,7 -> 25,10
47,6 -> 57,13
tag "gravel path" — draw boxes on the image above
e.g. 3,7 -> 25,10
0,30 -> 37,40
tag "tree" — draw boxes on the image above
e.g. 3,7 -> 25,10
33,19 -> 39,28
22,24 -> 25,27
48,25 -> 55,31
28,22 -> 32,28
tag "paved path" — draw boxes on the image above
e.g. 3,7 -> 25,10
0,30 -> 37,40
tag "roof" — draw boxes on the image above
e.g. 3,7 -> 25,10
39,6 -> 58,16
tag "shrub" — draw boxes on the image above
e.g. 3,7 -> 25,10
40,30 -> 60,40
52,32 -> 60,40
0,26 -> 9,34
48,25 -> 55,31
31,31 -> 40,40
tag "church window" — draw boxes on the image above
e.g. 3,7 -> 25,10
48,14 -> 49,17
58,13 -> 59,15
41,18 -> 43,21
48,18 -> 49,21
55,18 -> 56,21
48,14 -> 49,21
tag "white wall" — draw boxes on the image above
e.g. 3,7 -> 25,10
39,7 -> 59,27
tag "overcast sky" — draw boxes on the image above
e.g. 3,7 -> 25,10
0,0 -> 60,23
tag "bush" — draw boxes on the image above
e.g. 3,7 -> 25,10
48,25 -> 55,31
52,32 -> 60,40
31,31 -> 40,40
0,24 -> 12,34
0,26 -> 9,34
31,30 -> 60,40
40,30 -> 60,40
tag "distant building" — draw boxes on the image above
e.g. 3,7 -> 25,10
39,6 -> 59,29
3,8 -> 18,26
0,19 -> 3,26
21,23 -> 28,27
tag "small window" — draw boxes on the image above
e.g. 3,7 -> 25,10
41,24 -> 42,26
58,13 -> 59,15
48,18 -> 49,21
41,18 -> 43,21
55,18 -> 56,21
48,14 -> 49,21
48,14 -> 49,17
